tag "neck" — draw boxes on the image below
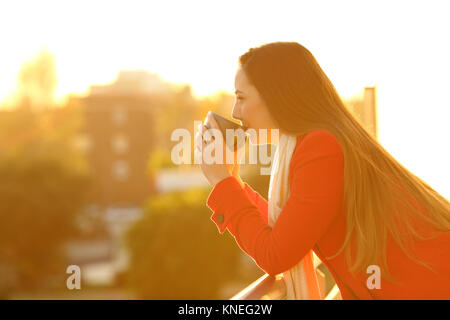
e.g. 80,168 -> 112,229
271,129 -> 287,146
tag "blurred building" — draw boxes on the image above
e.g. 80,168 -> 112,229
89,70 -> 173,96
74,70 -> 180,207
66,72 -> 172,286
79,94 -> 156,207
155,167 -> 210,193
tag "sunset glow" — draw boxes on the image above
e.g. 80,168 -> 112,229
0,0 -> 448,197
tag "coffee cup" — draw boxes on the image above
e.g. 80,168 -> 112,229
203,111 -> 248,151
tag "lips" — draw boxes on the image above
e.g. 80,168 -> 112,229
240,121 -> 249,131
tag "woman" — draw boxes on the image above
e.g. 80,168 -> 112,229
195,42 -> 450,299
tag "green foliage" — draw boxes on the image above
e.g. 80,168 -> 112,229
147,147 -> 177,174
124,187 -> 241,299
14,48 -> 58,111
0,155 -> 91,292
0,104 -> 92,295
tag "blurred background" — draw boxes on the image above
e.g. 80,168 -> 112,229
0,0 -> 448,299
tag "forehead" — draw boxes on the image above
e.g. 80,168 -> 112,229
234,67 -> 249,89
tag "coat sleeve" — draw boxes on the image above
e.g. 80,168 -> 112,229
244,183 -> 269,225
206,130 -> 345,276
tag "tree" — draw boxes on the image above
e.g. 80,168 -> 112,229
14,47 -> 58,111
124,188 -> 241,299
0,101 -> 92,296
0,155 -> 90,294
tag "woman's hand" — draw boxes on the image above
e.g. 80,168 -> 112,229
195,112 -> 245,187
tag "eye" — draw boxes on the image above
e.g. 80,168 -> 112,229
236,96 -> 244,101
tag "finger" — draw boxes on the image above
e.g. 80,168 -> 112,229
207,112 -> 219,129
202,124 -> 210,134
203,127 -> 213,141
203,120 -> 211,130
194,147 -> 202,163
199,122 -> 210,134
195,132 -> 203,151
201,124 -> 210,140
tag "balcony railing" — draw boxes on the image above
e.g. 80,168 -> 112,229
230,253 -> 342,300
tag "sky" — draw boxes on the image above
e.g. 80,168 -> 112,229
0,0 -> 449,197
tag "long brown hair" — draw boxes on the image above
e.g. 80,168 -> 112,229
238,41 -> 450,282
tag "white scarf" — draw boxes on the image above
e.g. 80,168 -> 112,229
268,133 -> 322,300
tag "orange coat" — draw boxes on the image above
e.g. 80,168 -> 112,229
206,129 -> 450,299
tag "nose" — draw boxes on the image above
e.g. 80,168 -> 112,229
231,105 -> 241,122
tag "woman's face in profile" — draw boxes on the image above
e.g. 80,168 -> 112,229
232,67 -> 280,145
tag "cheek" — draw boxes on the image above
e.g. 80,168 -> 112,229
243,101 -> 261,122
240,101 -> 252,117
256,101 -> 270,119
254,107 -> 275,129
